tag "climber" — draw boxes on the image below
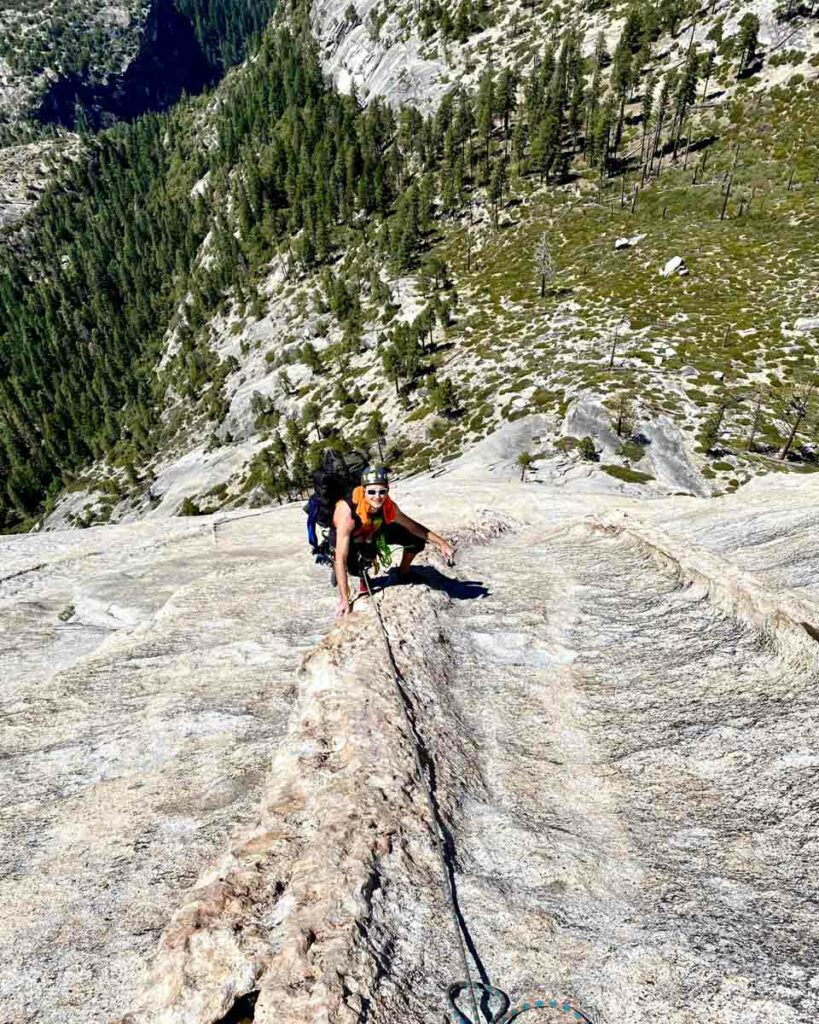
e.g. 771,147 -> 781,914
332,465 -> 455,620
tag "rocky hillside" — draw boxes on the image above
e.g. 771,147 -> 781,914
0,0 -> 818,534
0,0 -> 277,123
2,5 -> 819,1020
0,0 -> 277,223
311,0 -> 819,110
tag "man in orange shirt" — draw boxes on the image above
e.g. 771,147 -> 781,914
331,465 -> 455,620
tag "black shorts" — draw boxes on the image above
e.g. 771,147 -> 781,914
332,522 -> 425,577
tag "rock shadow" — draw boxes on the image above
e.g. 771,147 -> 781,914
374,565 -> 490,600
35,0 -> 214,130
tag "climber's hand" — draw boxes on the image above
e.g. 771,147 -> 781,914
335,595 -> 351,621
438,540 -> 456,567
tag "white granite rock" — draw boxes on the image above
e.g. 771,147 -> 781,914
659,256 -> 688,278
4,460 -> 819,1023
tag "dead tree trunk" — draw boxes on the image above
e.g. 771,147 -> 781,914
746,393 -> 762,451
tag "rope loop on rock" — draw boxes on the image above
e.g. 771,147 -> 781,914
446,981 -> 595,1023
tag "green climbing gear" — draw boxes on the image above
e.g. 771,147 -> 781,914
374,529 -> 393,568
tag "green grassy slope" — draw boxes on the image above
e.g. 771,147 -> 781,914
423,83 -> 819,471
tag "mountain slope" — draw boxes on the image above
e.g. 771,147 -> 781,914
1,0 -> 818,534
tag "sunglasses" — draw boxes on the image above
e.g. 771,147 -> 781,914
365,487 -> 388,497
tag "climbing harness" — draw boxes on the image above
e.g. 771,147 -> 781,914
361,572 -> 593,1024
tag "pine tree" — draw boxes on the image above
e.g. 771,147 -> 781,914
611,27 -> 634,158
365,410 -> 388,460
736,13 -> 760,77
640,72 -> 656,165
672,47 -> 699,158
476,64 -> 495,169
489,159 -> 508,227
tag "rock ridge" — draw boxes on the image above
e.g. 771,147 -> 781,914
590,512 -> 819,671
119,517 -> 514,1023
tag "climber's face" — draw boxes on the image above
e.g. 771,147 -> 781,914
364,485 -> 389,512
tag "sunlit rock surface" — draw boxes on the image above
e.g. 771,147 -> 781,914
0,511 -> 333,1024
309,0 -> 449,113
1,465 -> 818,1023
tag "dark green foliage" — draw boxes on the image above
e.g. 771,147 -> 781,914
616,440 -> 646,462
3,1 -> 744,526
363,409 -> 388,460
382,322 -> 424,394
555,435 -> 599,460
1,0 -> 276,96
178,495 -> 205,515
699,407 -> 726,452
601,464 -> 654,483
419,0 -> 493,42
517,450 -> 534,480
251,391 -> 280,430
0,25 -> 423,525
0,113 -> 195,518
164,0 -> 279,72
578,435 -> 599,461
736,13 -> 761,76
300,342 -> 323,373
0,7 -> 132,79
555,435 -> 581,454
429,376 -> 460,418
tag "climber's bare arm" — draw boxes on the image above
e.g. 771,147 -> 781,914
333,501 -> 355,617
393,509 -> 455,565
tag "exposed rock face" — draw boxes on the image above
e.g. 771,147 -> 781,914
445,507 -> 818,1023
309,0 -> 449,113
659,256 -> 688,278
3,469 -> 818,1023
0,509 -> 334,1024
562,398 -> 710,497
0,139 -> 59,227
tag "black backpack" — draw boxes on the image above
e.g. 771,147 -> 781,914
305,448 -> 369,554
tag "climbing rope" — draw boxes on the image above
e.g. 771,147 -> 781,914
361,570 -> 593,1024
362,568 -> 482,1024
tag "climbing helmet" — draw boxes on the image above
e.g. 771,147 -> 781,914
361,464 -> 390,487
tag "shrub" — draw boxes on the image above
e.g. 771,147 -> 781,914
616,440 -> 646,462
427,418 -> 449,440
300,342 -> 322,372
532,387 -> 555,408
578,436 -> 599,461
406,404 -> 432,422
178,496 -> 204,516
555,435 -> 582,454
601,465 -> 654,484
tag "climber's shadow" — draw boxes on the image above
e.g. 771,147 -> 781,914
374,565 -> 489,600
